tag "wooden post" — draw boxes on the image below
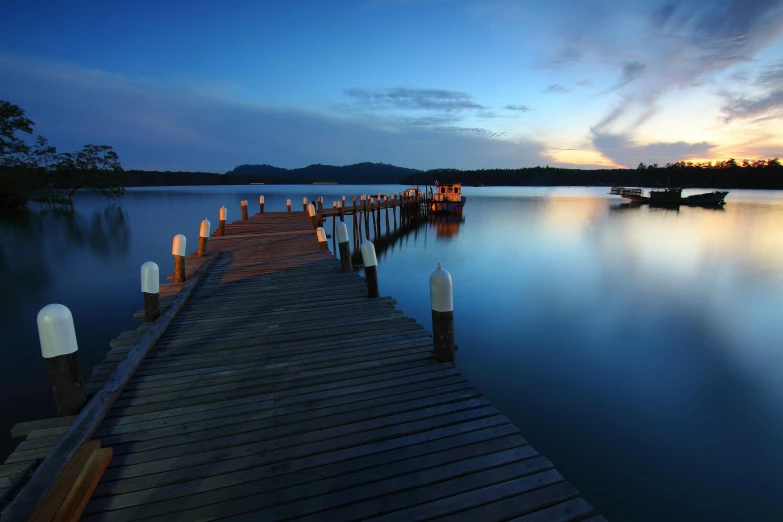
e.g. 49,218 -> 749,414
241,200 -> 248,220
141,262 -> 160,322
316,227 -> 328,249
286,199 -> 292,212
37,304 -> 87,416
332,215 -> 336,248
342,195 -> 346,208
336,222 -> 352,273
172,234 -> 186,283
302,197 -> 308,211
353,196 -> 359,246
197,218 -> 210,257
385,202 -> 390,233
360,241 -> 379,298
217,206 -> 227,236
318,197 -> 323,211
392,202 -> 397,229
308,203 -> 317,229
339,202 -> 345,222
363,195 -> 369,239
259,195 -> 265,213
370,197 -> 377,238
430,264 -> 455,363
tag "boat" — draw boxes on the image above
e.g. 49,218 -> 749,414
609,187 -> 728,206
431,182 -> 466,215
403,187 -> 423,200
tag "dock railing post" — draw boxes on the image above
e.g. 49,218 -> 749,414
336,222 -> 352,273
217,206 -> 227,236
308,203 -> 317,229
259,195 -> 265,213
141,261 -> 160,322
37,304 -> 87,416
172,234 -> 187,283
360,241 -> 379,298
430,263 -> 455,363
302,197 -> 308,211
198,218 -> 210,256
241,200 -> 248,220
287,199 -> 292,212
316,227 -> 328,249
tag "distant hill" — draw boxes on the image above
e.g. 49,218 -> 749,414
226,162 -> 421,184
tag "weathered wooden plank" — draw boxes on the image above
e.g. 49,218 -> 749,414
106,390 -> 486,464
97,375 -> 471,440
93,409 -> 504,496
0,254 -> 218,522
102,400 -> 495,477
10,416 -> 77,439
91,437 -> 534,521
86,417 -> 514,511
102,365 -> 462,427
504,497 -> 597,521
27,441 -> 99,522
51,447 -> 112,522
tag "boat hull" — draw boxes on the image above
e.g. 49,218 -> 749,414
618,191 -> 728,206
430,201 -> 465,215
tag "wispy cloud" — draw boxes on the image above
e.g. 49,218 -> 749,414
343,87 -> 485,112
0,58 -> 547,170
503,104 -> 531,112
591,130 -> 716,167
545,84 -> 572,94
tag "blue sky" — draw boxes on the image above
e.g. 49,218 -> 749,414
2,0 -> 782,171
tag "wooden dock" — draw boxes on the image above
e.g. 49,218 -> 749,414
2,204 -> 603,521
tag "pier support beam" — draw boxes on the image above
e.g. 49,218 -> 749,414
141,261 -> 160,322
172,234 -> 186,283
259,195 -> 265,213
37,304 -> 87,416
241,200 -> 248,220
430,264 -> 455,363
361,241 -> 379,298
287,199 -> 291,212
302,197 -> 308,211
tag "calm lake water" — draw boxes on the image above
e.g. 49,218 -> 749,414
2,185 -> 783,521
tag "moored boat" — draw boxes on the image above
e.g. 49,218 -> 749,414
431,182 -> 466,215
610,187 -> 728,206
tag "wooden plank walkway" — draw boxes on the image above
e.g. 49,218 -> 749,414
5,210 -> 601,521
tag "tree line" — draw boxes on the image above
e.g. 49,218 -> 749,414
1,100 -> 124,212
400,159 -> 783,189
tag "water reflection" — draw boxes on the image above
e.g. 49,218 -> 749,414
0,205 -> 131,321
431,214 -> 464,240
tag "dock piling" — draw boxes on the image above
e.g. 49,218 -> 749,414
198,218 -> 210,256
302,197 -> 307,211
141,261 -> 160,322
217,206 -> 227,236
316,227 -> 328,249
241,200 -> 248,220
172,234 -> 187,283
287,199 -> 292,212
360,241 -> 379,298
308,204 -> 317,229
37,304 -> 87,416
430,264 -> 455,363
259,195 -> 265,213
336,222 -> 352,273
